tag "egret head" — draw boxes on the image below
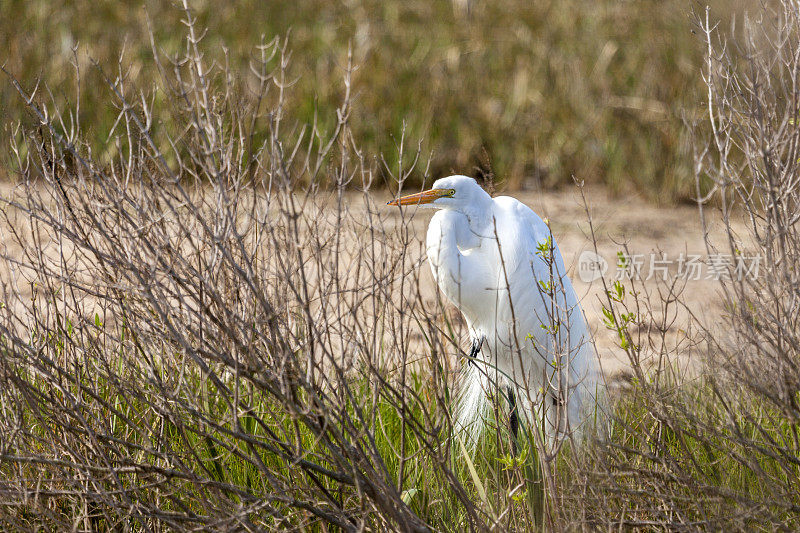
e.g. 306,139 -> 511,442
387,175 -> 491,213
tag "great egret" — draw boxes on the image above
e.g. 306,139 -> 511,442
388,175 -> 603,447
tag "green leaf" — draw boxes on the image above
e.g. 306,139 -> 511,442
401,488 -> 419,506
456,433 -> 495,516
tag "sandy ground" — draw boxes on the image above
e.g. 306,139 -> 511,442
519,186 -> 729,377
0,180 -> 738,384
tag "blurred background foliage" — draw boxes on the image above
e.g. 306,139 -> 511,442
0,0 -> 740,202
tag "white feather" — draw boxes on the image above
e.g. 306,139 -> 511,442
406,175 -> 608,446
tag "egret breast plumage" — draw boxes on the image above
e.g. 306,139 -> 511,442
389,175 -> 604,445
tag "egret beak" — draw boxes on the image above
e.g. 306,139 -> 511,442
387,188 -> 450,206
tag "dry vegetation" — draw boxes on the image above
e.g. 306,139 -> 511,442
1,0 -> 742,201
0,1 -> 799,531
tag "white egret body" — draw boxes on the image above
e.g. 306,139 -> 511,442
389,175 -> 603,444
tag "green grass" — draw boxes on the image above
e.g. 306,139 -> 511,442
6,319 -> 800,530
584,377 -> 800,529
2,342 -> 545,529
0,0 -> 742,202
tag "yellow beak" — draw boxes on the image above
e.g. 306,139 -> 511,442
387,188 -> 450,206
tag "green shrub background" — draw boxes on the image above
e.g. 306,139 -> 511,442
1,0 -> 738,201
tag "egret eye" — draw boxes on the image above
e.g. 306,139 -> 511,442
447,188 -> 456,197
